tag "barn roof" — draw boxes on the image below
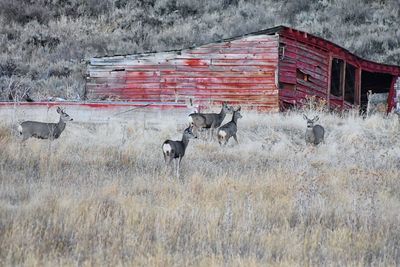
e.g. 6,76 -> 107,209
92,25 -> 400,75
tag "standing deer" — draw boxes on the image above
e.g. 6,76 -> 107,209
188,102 -> 233,139
303,115 -> 324,145
162,125 -> 197,178
18,107 -> 73,141
217,106 -> 242,146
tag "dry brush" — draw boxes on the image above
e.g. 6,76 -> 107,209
0,110 -> 400,266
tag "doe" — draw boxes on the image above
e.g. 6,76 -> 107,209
188,102 -> 233,139
303,114 -> 324,145
18,106 -> 73,141
162,125 -> 197,178
217,106 -> 242,146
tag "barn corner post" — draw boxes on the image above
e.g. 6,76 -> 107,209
387,75 -> 399,113
356,67 -> 362,109
327,52 -> 333,109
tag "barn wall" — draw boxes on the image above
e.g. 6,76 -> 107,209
277,34 -> 330,109
86,35 -> 279,111
277,28 -> 400,111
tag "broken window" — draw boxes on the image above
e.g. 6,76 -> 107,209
296,69 -> 310,81
330,58 -> 344,97
344,63 -> 356,104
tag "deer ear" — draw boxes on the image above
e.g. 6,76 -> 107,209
56,107 -> 62,113
237,106 -> 241,111
313,116 -> 319,122
303,114 -> 308,120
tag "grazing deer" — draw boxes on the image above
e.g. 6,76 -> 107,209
217,106 -> 242,146
18,107 -> 73,141
162,126 -> 197,178
188,102 -> 233,139
303,115 -> 324,145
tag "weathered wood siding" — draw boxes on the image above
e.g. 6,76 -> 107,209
86,35 -> 279,111
277,27 -> 400,111
278,33 -> 332,108
86,26 -> 400,112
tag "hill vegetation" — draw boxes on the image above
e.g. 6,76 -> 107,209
0,0 -> 399,99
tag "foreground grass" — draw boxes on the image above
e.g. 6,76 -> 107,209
0,110 -> 400,266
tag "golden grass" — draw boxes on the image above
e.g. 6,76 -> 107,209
0,109 -> 400,266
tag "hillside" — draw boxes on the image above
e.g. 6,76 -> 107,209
0,0 -> 399,100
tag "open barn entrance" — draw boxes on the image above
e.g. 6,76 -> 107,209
330,58 -> 344,98
360,71 -> 393,113
344,64 -> 356,105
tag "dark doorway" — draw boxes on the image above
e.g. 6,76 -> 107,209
344,64 -> 356,104
360,71 -> 393,113
330,58 -> 344,98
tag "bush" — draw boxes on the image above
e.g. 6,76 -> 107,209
0,0 -> 399,100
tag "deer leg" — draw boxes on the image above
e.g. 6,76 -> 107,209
224,137 -> 229,146
208,124 -> 216,141
168,156 -> 174,174
233,134 -> 239,144
21,134 -> 29,142
18,140 -> 25,159
176,157 -> 181,179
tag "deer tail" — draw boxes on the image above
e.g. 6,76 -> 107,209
17,124 -> 23,135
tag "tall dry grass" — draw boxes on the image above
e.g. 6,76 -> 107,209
0,109 -> 400,266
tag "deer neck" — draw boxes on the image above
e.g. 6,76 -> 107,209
232,118 -> 238,125
57,117 -> 66,132
218,108 -> 227,120
231,113 -> 239,125
181,134 -> 190,148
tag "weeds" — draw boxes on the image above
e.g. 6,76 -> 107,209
0,109 -> 399,265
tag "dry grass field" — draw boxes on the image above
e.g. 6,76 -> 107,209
0,107 -> 400,266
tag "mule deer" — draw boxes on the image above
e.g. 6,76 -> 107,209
303,115 -> 324,145
188,102 -> 233,139
18,107 -> 73,141
217,106 -> 242,146
162,125 -> 197,178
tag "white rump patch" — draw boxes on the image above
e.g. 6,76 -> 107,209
17,124 -> 23,134
163,143 -> 172,155
218,130 -> 227,139
188,115 -> 193,125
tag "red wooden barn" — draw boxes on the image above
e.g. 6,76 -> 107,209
86,25 -> 400,112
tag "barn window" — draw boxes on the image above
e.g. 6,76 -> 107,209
330,58 -> 344,97
344,63 -> 356,104
297,69 -> 310,81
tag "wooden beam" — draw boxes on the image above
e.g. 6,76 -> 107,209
327,53 -> 333,108
387,76 -> 397,113
341,60 -> 346,109
355,67 -> 362,106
